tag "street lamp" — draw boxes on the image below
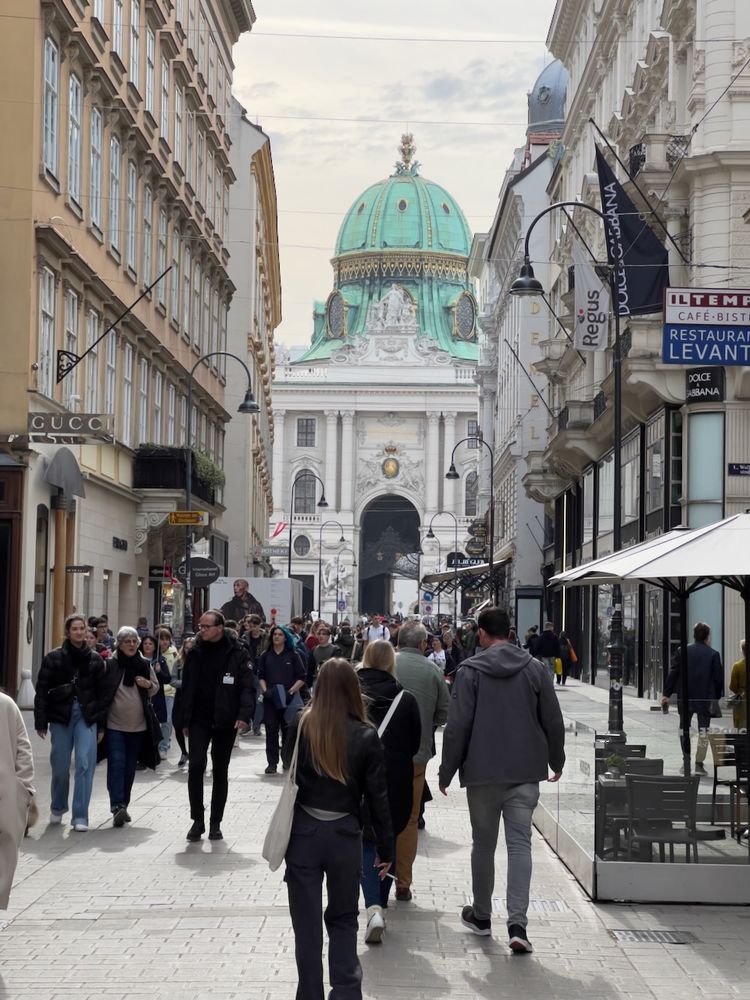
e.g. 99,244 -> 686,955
424,532 -> 442,620
446,436 -> 496,604
415,544 -> 424,615
426,511 -> 459,622
318,519 -> 345,620
510,199 -> 625,742
184,351 -> 259,636
335,547 -> 357,627
287,472 -> 328,578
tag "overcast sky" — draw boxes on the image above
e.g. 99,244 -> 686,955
232,1 -> 559,348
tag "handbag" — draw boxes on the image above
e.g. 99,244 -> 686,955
262,719 -> 303,871
709,699 -> 722,719
47,682 -> 75,702
144,699 -> 162,748
567,639 -> 578,664
377,690 -> 404,738
554,657 -> 563,676
727,692 -> 743,708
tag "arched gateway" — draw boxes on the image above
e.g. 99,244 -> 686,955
359,496 -> 420,615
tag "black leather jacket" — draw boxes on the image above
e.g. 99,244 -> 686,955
282,713 -> 394,861
34,641 -> 109,731
180,632 -> 255,728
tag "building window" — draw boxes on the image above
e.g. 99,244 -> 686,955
186,110 -> 194,186
582,466 -> 594,545
296,418 -> 316,448
621,431 -> 641,526
214,165 -> 222,227
198,11 -> 206,77
464,471 -> 478,517
211,288 -> 219,356
85,309 -> 99,412
192,262 -> 201,349
104,333 -> 117,414
68,74 -> 82,204
126,160 -> 137,272
38,267 -> 56,398
89,107 -> 102,229
223,182 -> 229,238
160,57 -> 169,142
293,470 -> 317,514
170,229 -> 179,321
220,301 -> 228,376
202,276 -> 210,353
208,35 -> 216,96
138,358 -> 149,442
145,26 -> 155,114
182,245 -> 191,336
157,208 -> 167,306
129,1 -> 140,89
43,37 -> 59,175
294,535 -> 311,557
188,1 -> 196,52
64,289 -> 79,405
109,135 -> 121,251
166,383 -> 176,444
113,0 -> 124,57
467,418 -> 479,447
217,62 -> 224,116
206,149 -> 213,221
174,85 -> 183,163
142,184 -> 153,284
176,0 -> 184,25
179,393 -> 187,443
122,343 -> 133,446
646,412 -> 665,515
93,0 -> 104,20
196,130 -> 204,203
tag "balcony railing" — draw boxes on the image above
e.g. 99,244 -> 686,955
133,446 -> 216,506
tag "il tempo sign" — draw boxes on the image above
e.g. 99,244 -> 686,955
662,287 -> 750,365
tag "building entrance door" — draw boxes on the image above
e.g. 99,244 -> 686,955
359,495 -> 420,616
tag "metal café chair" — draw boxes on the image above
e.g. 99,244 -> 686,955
595,743 -> 647,759
625,774 -> 700,863
708,733 -> 738,830
596,759 -> 665,857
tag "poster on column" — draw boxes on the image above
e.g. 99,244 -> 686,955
209,578 -> 303,625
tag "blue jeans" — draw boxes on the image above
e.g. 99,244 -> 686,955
160,695 -> 174,753
106,729 -> 143,812
49,700 -> 97,823
361,839 -> 393,908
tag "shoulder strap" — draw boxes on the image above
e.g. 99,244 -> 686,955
287,716 -> 304,783
378,690 -> 404,738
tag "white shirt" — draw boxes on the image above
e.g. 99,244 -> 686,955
366,624 -> 390,643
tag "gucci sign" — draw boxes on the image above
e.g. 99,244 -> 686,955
28,413 -> 114,439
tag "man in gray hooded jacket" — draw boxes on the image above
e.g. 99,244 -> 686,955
439,606 -> 565,953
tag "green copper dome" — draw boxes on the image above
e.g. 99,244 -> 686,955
296,136 -> 478,365
335,171 -> 472,257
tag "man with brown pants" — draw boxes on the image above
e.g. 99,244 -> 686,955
393,621 -> 450,900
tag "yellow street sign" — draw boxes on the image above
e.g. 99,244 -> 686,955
167,511 -> 209,526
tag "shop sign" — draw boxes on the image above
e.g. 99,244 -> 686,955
149,564 -> 173,583
176,556 -> 221,586
685,367 -> 724,402
28,412 -> 113,438
168,510 -> 208,526
261,545 -> 287,557
66,565 -> 92,574
728,464 -> 750,477
465,537 -> 488,557
447,555 -> 484,569
663,287 -> 750,365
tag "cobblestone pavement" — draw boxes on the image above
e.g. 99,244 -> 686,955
2,705 -> 749,1000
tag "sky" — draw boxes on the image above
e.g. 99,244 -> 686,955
232,1 -> 559,348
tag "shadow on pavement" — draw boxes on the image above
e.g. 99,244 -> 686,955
173,846 -> 259,872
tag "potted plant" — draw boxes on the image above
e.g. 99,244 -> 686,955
604,753 -> 626,778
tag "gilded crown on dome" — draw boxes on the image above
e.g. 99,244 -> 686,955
394,132 -> 421,176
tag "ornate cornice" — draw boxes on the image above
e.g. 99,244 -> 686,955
334,250 -> 468,285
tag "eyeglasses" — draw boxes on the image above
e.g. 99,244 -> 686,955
197,623 -> 219,630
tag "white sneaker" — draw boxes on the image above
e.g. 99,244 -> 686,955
49,811 -> 63,825
364,905 -> 385,944
72,821 -> 88,832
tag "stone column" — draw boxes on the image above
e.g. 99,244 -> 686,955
425,412 -> 440,514
324,410 -> 338,507
340,410 -> 355,513
272,409 -> 286,501
443,412 -> 457,515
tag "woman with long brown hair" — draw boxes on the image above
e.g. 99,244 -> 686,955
282,658 -> 392,1000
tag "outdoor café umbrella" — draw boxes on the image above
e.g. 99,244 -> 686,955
551,514 -> 750,792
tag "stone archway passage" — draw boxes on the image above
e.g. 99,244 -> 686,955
359,495 -> 420,615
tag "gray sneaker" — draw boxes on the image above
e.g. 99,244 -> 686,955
694,762 -> 708,775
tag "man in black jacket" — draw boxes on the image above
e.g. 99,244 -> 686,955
180,610 -> 255,841
535,621 -> 560,680
662,621 -> 724,774
34,614 -> 109,831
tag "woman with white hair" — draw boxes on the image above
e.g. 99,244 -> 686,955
102,626 -> 159,827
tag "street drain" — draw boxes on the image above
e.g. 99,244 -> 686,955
489,898 -> 572,914
609,929 -> 697,944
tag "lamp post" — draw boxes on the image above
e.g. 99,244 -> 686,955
184,351 -> 260,637
335,547 -> 357,627
318,520 -> 345,620
415,544 -> 424,616
446,436 -> 495,604
426,511 -> 458,623
510,199 -> 625,741
424,533 -> 442,620
287,472 -> 328,578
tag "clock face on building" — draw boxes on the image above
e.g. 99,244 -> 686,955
382,457 -> 400,479
326,291 -> 346,339
454,293 -> 477,340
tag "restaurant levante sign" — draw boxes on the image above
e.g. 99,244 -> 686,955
662,287 -> 750,365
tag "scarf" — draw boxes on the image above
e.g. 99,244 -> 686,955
117,648 -> 148,687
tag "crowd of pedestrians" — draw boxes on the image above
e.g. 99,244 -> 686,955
5,603 -> 572,1000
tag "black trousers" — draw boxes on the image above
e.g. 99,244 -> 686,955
285,808 -> 363,1000
187,724 -> 236,823
264,703 -> 288,767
